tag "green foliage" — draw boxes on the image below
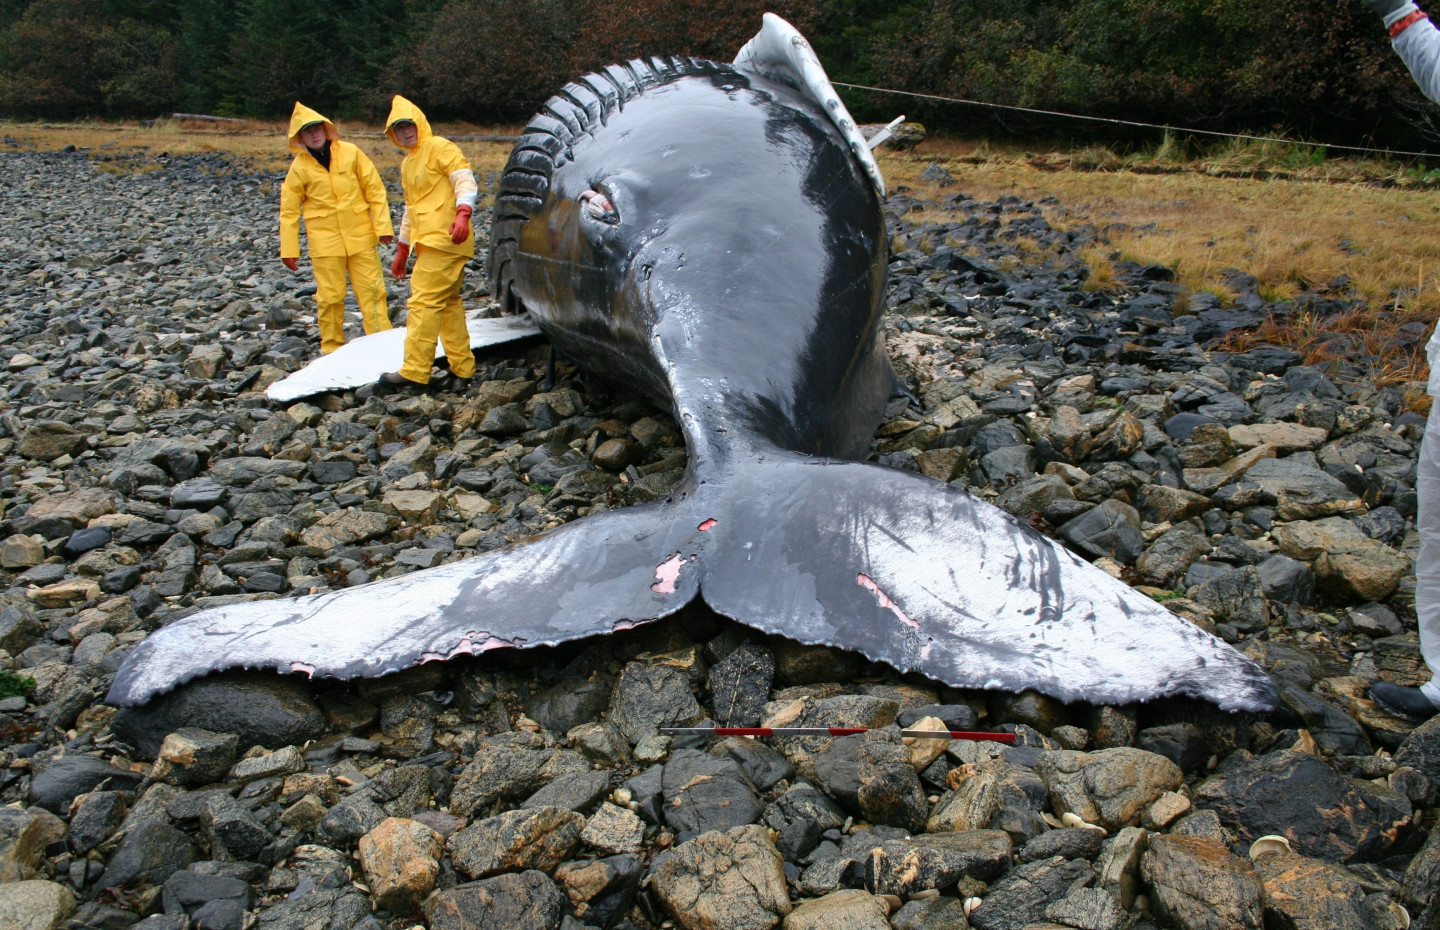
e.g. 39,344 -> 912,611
0,669 -> 35,700
0,0 -> 1431,149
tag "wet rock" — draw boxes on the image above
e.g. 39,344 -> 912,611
864,830 -> 1013,895
812,730 -> 929,832
0,806 -> 65,882
712,736 -> 794,791
708,644 -> 774,727
0,880 -> 76,930
554,855 -> 642,928
662,748 -> 762,835
1395,713 -> 1440,781
151,728 -> 238,786
425,870 -> 567,930
68,790 -> 127,855
1059,499 -> 1144,564
1256,849 -> 1396,930
609,661 -> 705,744
651,824 -> 791,930
1035,747 -> 1183,831
1018,826 -> 1105,862
162,868 -> 252,929
968,856 -> 1093,930
526,673 -> 613,734
783,889 -> 892,930
1194,750 -> 1413,863
448,806 -> 585,879
357,817 -> 444,916
19,421 -> 88,462
29,754 -> 144,814
100,818 -> 197,889
581,803 -> 645,855
113,672 -> 325,757
1141,834 -> 1264,930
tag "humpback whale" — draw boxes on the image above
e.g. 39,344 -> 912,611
108,15 -> 1278,713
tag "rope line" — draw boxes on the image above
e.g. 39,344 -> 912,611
834,80 -> 1440,161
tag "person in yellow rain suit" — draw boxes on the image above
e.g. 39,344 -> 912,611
279,102 -> 394,355
378,95 -> 478,391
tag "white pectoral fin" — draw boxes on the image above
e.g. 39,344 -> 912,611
265,313 -> 543,402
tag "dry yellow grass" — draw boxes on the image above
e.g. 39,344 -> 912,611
877,138 -> 1440,395
0,117 -> 518,181
5,121 -> 1438,394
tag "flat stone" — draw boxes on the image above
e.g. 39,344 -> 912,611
1193,750 -> 1413,863
1228,422 -> 1328,452
609,661 -> 705,744
1256,849 -> 1394,930
358,817 -> 444,916
424,870 -> 567,930
101,818 -> 197,888
581,802 -> 645,855
662,748 -> 762,835
113,671 -> 325,758
554,855 -> 643,928
0,880 -> 76,930
1034,747 -> 1183,831
651,825 -> 791,930
864,830 -> 1013,895
782,889 -> 891,930
1141,834 -> 1264,930
448,806 -> 584,879
968,856 -> 1093,930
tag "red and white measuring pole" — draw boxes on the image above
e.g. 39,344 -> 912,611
660,726 -> 1016,743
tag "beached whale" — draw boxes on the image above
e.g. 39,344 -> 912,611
107,15 -> 1277,713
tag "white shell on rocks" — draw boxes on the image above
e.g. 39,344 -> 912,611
1061,811 -> 1106,832
963,897 -> 982,916
1247,834 -> 1292,859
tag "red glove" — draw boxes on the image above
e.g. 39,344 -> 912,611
449,205 -> 472,245
379,235 -> 394,244
281,257 -> 298,272
391,242 -> 410,279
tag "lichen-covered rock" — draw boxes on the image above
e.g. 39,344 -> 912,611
782,889 -> 891,930
1194,750 -> 1414,863
1035,747 -> 1183,831
1141,835 -> 1264,930
1256,849 -> 1399,930
448,807 -> 584,880
864,830 -> 1013,895
652,825 -> 791,930
424,870 -> 567,930
357,817 -> 444,915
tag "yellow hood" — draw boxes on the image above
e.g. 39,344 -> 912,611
385,95 -> 433,150
287,102 -> 339,152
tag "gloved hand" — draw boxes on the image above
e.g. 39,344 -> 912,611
1361,0 -> 1419,26
379,235 -> 394,244
282,257 -> 298,272
391,242 -> 410,279
449,205 -> 472,245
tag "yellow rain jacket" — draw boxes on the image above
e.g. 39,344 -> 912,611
385,95 -> 477,258
280,102 -> 393,259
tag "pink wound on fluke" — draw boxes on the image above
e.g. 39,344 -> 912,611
698,519 -> 717,531
857,573 -> 919,629
652,553 -> 686,594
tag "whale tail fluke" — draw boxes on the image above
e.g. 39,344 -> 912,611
108,449 -> 1276,714
693,452 -> 1277,713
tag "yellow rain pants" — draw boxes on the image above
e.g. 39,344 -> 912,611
398,246 -> 476,383
311,250 -> 390,355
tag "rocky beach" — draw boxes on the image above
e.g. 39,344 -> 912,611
0,147 -> 1436,930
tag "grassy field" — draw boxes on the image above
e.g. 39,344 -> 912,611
6,118 -> 1440,395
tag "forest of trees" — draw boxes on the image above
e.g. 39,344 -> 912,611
0,0 -> 1434,149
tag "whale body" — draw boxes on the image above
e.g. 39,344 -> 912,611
108,16 -> 1277,713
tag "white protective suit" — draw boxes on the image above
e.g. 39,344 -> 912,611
1387,11 -> 1440,709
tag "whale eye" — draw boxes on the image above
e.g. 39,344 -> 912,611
579,189 -> 619,224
